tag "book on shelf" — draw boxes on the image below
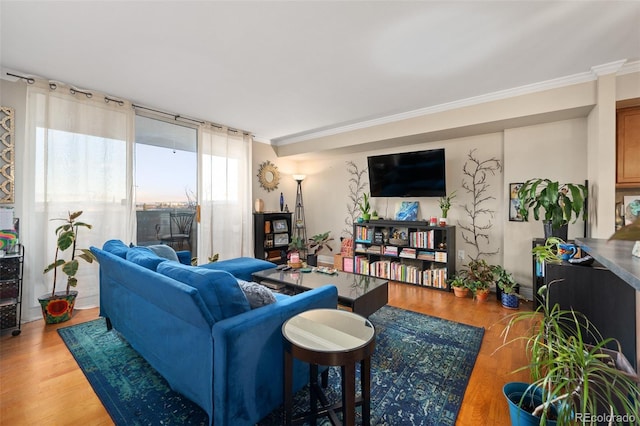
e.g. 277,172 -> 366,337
355,225 -> 372,242
399,247 -> 416,259
422,267 -> 447,289
366,245 -> 382,254
383,245 -> 398,255
417,250 -> 435,261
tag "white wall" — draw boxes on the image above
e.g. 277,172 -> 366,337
503,118 -> 588,296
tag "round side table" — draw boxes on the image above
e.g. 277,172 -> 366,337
282,308 -> 376,426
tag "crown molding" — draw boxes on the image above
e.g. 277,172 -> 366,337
275,60 -> 640,146
591,59 -> 627,77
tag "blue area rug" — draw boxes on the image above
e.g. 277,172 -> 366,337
58,305 -> 484,425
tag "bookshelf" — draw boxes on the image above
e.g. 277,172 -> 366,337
352,220 -> 455,290
253,212 -> 292,264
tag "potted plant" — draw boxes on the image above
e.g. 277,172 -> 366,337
449,274 -> 470,298
500,283 -> 640,425
39,211 -> 96,324
287,236 -> 306,268
358,193 -> 371,221
531,236 -> 564,263
306,231 -> 334,267
491,264 -> 520,309
438,190 -> 456,225
462,259 -> 493,301
517,178 -> 587,240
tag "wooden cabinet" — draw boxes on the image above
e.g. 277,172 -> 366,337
353,220 -> 455,290
616,106 -> 640,187
253,212 -> 292,264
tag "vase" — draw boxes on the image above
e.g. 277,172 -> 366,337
503,382 -> 558,426
254,198 -> 264,213
453,287 -> 469,298
543,221 -> 568,240
475,289 -> 490,302
38,291 -> 78,324
501,292 -> 519,309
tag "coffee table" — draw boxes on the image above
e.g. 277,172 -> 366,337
252,268 -> 388,317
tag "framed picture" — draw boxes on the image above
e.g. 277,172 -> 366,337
624,195 -> 640,225
273,219 -> 288,232
395,201 -> 419,221
509,183 -> 524,222
274,233 -> 289,246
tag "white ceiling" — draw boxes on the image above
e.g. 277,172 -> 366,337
1,1 -> 639,145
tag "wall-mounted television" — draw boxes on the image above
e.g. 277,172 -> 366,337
367,148 -> 446,197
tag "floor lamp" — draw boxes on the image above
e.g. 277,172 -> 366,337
292,174 -> 307,259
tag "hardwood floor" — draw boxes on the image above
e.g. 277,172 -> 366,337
0,283 -> 532,425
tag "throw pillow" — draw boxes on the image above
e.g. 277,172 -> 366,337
146,244 -> 180,262
102,239 -> 129,258
157,262 -> 250,321
237,280 -> 276,309
126,246 -> 167,271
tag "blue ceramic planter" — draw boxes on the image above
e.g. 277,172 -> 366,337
501,292 -> 519,309
503,382 -> 557,426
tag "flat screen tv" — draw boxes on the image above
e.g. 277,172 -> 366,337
367,148 -> 446,197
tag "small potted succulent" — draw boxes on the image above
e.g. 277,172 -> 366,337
40,211 -> 96,324
358,193 -> 371,221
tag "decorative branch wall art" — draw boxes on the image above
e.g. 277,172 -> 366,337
343,161 -> 367,237
458,149 -> 502,262
0,107 -> 15,203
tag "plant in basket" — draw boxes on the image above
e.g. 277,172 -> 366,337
39,211 -> 96,324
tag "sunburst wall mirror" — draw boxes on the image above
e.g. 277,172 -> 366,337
257,160 -> 280,192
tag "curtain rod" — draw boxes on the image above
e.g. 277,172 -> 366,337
6,71 -> 252,136
132,104 -> 250,135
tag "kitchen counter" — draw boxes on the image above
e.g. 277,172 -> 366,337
575,238 -> 640,292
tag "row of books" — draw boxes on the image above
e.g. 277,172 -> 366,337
353,256 -> 448,288
355,244 -> 447,262
354,226 -> 372,242
408,230 -> 441,249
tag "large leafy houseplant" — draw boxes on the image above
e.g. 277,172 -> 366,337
458,259 -> 493,301
40,211 -> 96,323
306,231 -> 334,266
501,283 -> 639,425
517,179 -> 587,238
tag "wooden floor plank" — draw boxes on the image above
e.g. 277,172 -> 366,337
0,283 -> 532,425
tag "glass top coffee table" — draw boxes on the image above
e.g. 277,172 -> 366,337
252,268 -> 388,317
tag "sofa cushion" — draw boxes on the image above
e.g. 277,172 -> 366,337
157,262 -> 250,321
200,257 -> 276,281
126,246 -> 167,271
237,280 -> 277,309
102,239 -> 129,258
147,244 -> 180,262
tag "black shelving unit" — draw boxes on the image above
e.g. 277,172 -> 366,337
253,212 -> 292,265
0,244 -> 24,336
353,220 -> 455,291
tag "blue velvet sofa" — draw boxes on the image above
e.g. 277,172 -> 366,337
91,240 -> 339,426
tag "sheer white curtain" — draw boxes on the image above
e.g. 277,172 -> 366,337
20,82 -> 135,320
197,124 -> 252,262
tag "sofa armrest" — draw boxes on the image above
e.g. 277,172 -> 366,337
211,285 -> 338,426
